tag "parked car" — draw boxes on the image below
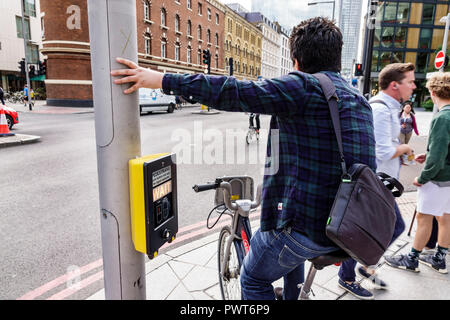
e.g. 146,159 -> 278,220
2,105 -> 19,129
138,88 -> 176,114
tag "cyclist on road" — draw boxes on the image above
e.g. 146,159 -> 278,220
111,17 -> 376,300
249,113 -> 260,133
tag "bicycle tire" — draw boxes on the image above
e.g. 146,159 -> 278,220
217,225 -> 242,300
246,129 -> 255,145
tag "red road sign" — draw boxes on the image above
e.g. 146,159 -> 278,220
435,50 -> 445,69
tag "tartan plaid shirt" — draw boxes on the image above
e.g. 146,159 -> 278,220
162,71 -> 376,247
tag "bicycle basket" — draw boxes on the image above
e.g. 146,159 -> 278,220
214,176 -> 254,211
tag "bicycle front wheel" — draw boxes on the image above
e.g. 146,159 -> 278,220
218,226 -> 242,300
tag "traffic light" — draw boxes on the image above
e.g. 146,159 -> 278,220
202,49 -> 211,74
18,59 -> 25,75
38,60 -> 47,76
354,63 -> 363,77
29,64 -> 36,77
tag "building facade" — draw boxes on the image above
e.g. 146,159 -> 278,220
245,12 -> 281,79
0,0 -> 44,92
277,23 -> 292,77
40,0 -> 92,106
339,0 -> 363,79
136,0 -> 226,75
223,4 -> 262,80
369,0 -> 450,104
39,0 -> 228,107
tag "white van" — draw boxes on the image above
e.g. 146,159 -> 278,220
139,88 -> 176,114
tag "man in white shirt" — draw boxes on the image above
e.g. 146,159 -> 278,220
370,63 -> 416,179
337,63 -> 416,300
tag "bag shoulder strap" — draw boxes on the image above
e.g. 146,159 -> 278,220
312,73 -> 348,178
369,99 -> 390,109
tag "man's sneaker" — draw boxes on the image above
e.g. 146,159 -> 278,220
385,254 -> 419,272
338,279 -> 374,300
418,254 -> 448,274
357,266 -> 388,290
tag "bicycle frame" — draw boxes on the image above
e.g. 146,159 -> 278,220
220,211 -> 252,279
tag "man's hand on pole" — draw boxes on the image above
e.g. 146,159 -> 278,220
111,57 -> 164,94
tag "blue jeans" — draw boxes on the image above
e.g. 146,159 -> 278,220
240,227 -> 339,300
338,202 -> 405,282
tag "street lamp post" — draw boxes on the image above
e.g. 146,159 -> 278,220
308,1 -> 336,21
20,0 -> 32,111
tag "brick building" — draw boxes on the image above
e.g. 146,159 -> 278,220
136,0 -> 225,74
40,0 -> 92,106
40,0 -> 227,107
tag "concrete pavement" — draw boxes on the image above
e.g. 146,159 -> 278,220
87,191 -> 450,300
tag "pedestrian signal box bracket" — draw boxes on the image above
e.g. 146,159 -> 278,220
129,153 -> 178,259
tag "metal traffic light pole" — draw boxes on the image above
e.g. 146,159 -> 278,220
20,0 -> 32,111
87,0 -> 146,300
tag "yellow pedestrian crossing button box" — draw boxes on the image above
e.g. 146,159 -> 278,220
129,153 -> 178,259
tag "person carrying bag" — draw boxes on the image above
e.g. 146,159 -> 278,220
313,73 -> 403,267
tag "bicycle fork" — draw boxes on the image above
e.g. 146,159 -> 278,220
220,211 -> 251,281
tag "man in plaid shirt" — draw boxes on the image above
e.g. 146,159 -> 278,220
112,17 -> 376,300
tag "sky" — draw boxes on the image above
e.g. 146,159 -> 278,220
221,0 -> 369,30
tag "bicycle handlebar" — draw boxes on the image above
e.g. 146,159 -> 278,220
193,179 -> 262,212
192,182 -> 219,193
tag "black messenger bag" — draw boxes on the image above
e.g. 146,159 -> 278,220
313,73 -> 404,266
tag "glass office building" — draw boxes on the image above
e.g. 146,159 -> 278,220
370,1 -> 450,104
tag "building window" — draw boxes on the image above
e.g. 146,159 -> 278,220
175,14 -> 180,32
418,28 -> 432,50
16,16 -> 31,39
215,33 -> 219,46
394,27 -> 407,48
383,2 -> 397,23
422,4 -> 435,25
187,20 -> 192,36
215,54 -> 218,69
392,51 -> 404,64
416,52 -> 429,73
175,43 -> 180,61
144,0 -> 151,20
161,8 -> 166,26
197,49 -> 201,65
187,46 -> 192,63
207,8 -> 211,21
161,39 -> 167,58
381,27 -> 394,48
24,0 -> 36,17
197,25 -> 202,40
216,13 -> 219,25
187,0 -> 191,10
144,33 -> 152,55
379,51 -> 391,70
397,2 -> 410,24
198,2 -> 202,16
207,29 -> 211,43
25,43 -> 39,63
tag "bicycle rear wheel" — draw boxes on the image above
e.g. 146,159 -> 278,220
246,129 -> 255,145
218,226 -> 242,300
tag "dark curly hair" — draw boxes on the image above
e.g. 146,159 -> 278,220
289,17 -> 343,74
